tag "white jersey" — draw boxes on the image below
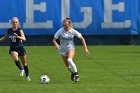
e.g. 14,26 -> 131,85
54,27 -> 81,56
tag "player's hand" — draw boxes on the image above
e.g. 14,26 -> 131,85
55,45 -> 60,50
14,33 -> 20,38
14,33 -> 18,37
84,48 -> 89,55
14,33 -> 18,36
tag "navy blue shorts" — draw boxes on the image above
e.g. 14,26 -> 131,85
9,46 -> 26,56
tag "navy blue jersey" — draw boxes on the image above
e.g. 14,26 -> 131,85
7,28 -> 24,48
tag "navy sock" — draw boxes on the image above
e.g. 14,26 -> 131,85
74,72 -> 79,76
24,66 -> 29,77
15,60 -> 23,70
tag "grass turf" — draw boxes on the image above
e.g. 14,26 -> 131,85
0,46 -> 140,93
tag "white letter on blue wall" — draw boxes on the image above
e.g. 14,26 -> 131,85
23,0 -> 53,28
102,0 -> 131,28
62,0 -> 92,28
0,20 -> 11,28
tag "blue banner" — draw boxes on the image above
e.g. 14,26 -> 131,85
0,0 -> 139,35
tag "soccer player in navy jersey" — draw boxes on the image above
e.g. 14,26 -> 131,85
0,17 -> 30,81
52,18 -> 89,82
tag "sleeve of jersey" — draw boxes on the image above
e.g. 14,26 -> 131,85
54,30 -> 60,39
74,29 -> 82,38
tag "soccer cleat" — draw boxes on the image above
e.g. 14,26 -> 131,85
75,75 -> 80,82
26,76 -> 31,81
20,70 -> 24,76
71,73 -> 75,81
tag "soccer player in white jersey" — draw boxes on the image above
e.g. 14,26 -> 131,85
52,18 -> 89,82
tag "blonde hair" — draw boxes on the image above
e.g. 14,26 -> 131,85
63,17 -> 71,26
11,17 -> 20,28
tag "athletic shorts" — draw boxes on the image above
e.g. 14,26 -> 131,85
59,45 -> 75,56
9,46 -> 26,56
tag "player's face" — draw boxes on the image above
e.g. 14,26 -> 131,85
11,19 -> 19,28
63,22 -> 71,31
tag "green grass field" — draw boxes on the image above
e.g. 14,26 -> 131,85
0,46 -> 140,93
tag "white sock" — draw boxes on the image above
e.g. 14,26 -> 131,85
67,58 -> 77,73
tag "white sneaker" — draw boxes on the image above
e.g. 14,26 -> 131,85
26,76 -> 31,81
20,70 -> 24,76
75,75 -> 80,82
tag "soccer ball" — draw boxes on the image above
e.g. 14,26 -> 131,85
40,75 -> 50,84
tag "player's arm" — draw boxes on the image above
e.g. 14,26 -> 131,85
52,37 -> 60,49
0,32 -> 8,42
14,30 -> 26,41
79,36 -> 89,55
74,29 -> 89,55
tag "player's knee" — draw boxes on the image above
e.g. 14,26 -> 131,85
21,61 -> 28,66
11,54 -> 19,61
13,57 -> 19,62
24,63 -> 28,66
67,58 -> 72,63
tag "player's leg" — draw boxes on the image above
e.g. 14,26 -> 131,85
19,55 -> 30,81
67,49 -> 80,82
61,56 -> 73,73
10,51 -> 24,76
61,56 -> 68,67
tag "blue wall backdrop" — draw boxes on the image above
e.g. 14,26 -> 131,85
0,0 -> 139,35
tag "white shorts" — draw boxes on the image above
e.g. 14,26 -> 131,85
58,45 -> 75,56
